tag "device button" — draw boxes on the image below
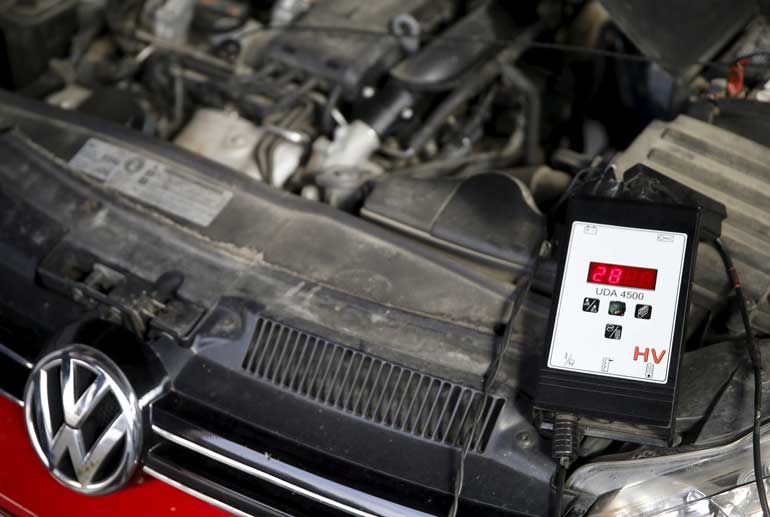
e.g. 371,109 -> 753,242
582,297 -> 599,313
608,301 -> 626,316
604,324 -> 622,339
635,304 -> 652,319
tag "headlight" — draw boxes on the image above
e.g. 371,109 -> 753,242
567,427 -> 770,516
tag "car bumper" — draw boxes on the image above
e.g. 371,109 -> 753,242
0,395 -> 230,517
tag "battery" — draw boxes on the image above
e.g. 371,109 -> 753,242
535,197 -> 700,446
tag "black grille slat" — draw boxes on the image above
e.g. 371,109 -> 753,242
429,385 -> 454,440
241,318 -> 264,370
335,351 -> 357,407
438,387 -> 460,442
351,357 -> 375,413
302,338 -> 324,395
371,364 -> 395,421
279,331 -> 303,387
475,398 -> 496,450
360,360 -> 384,416
459,393 -> 484,446
325,347 -> 347,404
344,355 -> 367,410
249,319 -> 272,373
448,390 -> 474,445
400,374 -> 421,431
420,381 -> 444,438
475,398 -> 504,451
274,328 -> 297,384
240,316 -> 503,452
408,377 -> 431,433
379,367 -> 403,424
392,371 -> 416,429
266,327 -> 290,381
262,325 -> 287,379
289,335 -> 313,390
409,378 -> 429,434
314,344 -> 336,401
252,321 -> 277,375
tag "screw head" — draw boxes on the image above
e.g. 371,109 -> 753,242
361,86 -> 376,98
516,431 -> 534,448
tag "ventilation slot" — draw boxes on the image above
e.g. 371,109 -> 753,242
242,316 -> 504,452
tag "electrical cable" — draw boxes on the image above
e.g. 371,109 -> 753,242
549,465 -> 567,517
549,413 -> 579,517
546,164 -> 615,217
447,250 -> 542,517
219,24 -> 770,73
713,237 -> 770,517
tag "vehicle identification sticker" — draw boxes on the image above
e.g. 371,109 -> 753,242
69,138 -> 232,227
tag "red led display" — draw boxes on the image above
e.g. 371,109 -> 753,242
587,262 -> 658,290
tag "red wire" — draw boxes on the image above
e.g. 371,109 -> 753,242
727,58 -> 749,97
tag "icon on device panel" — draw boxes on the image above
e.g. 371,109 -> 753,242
635,304 -> 652,319
608,301 -> 626,316
604,324 -> 622,340
582,297 -> 600,313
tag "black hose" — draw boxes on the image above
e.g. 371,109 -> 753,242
449,84 -> 499,153
409,56 -> 504,154
713,237 -> 769,516
500,63 -> 540,165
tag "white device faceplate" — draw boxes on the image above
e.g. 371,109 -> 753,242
547,221 -> 688,384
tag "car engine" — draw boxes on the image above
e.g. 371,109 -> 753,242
2,0 -> 770,516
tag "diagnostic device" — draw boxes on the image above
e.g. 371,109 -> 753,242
535,197 -> 700,445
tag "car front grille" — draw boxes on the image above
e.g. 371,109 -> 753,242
145,396 -> 444,517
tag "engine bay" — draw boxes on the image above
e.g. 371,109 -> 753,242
2,0 -> 770,515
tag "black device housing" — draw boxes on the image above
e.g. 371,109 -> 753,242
535,197 -> 701,446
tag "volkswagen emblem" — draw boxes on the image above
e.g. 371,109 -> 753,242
23,345 -> 142,494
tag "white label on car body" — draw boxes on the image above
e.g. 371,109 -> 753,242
547,221 -> 687,384
69,138 -> 232,227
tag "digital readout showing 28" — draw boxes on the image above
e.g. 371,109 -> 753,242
587,262 -> 658,290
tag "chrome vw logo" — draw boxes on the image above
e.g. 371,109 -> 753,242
24,345 -> 142,494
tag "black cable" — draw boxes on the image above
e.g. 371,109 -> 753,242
549,414 -> 579,517
549,465 -> 567,517
408,56 -> 502,154
546,164 -> 615,217
221,24 -> 770,72
321,84 -> 342,136
447,252 -> 541,517
713,237 -> 769,516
